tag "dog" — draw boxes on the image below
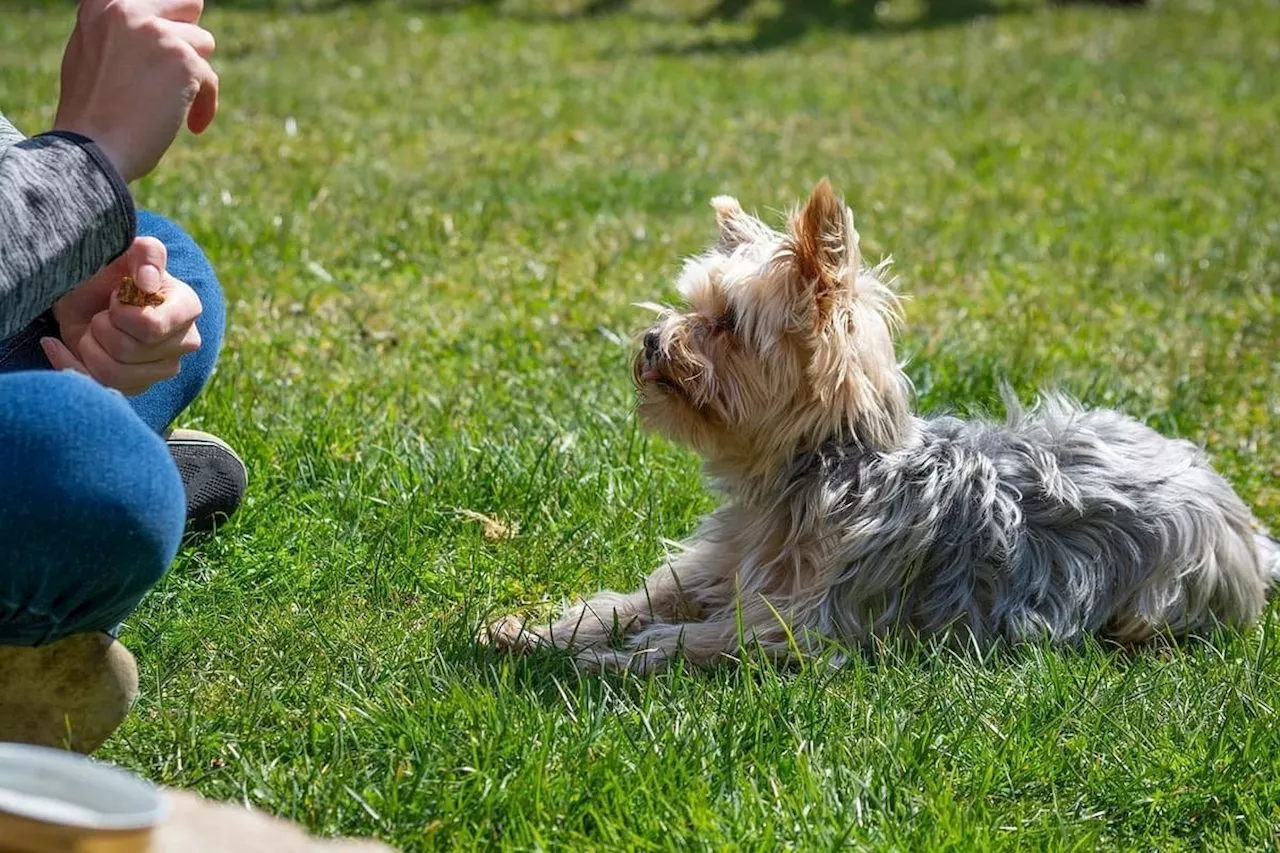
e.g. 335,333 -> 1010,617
488,179 -> 1280,673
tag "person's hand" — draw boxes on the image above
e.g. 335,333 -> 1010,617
52,0 -> 218,183
43,237 -> 203,396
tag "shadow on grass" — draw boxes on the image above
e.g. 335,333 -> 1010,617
454,618 -> 1230,709
3,0 -> 1145,53
667,0 -> 1022,55
3,0 -> 1148,61
662,0 -> 1140,55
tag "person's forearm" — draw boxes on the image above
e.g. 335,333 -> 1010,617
0,115 -> 135,340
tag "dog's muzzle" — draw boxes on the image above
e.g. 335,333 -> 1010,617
643,330 -> 661,363
635,330 -> 667,388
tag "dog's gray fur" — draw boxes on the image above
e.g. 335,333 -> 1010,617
799,391 -> 1276,648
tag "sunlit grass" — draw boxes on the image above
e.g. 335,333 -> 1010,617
2,0 -> 1277,848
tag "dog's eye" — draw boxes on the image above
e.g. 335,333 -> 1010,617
715,304 -> 738,335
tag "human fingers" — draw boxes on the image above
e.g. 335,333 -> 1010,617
39,336 -> 91,376
186,52 -> 219,134
110,272 -> 202,344
123,237 -> 169,296
146,0 -> 206,24
91,309 -> 202,365
77,322 -> 182,395
158,19 -> 215,58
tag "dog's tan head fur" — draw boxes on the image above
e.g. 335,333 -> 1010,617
633,180 -> 912,484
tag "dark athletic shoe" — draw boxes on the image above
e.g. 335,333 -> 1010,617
165,429 -> 247,532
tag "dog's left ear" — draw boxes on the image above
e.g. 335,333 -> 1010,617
712,195 -> 768,251
788,178 -> 861,321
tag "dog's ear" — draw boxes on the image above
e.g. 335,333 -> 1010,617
789,178 -> 860,321
711,195 -> 765,251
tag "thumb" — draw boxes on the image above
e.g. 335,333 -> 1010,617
124,236 -> 169,295
40,337 -> 90,375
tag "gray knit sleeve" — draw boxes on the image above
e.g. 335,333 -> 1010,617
0,113 -> 136,341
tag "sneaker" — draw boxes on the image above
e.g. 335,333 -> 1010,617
165,429 -> 247,532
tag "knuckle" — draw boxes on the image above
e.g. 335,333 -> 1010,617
136,235 -> 165,254
165,36 -> 192,62
101,1 -> 132,24
136,15 -> 166,39
138,315 -> 168,342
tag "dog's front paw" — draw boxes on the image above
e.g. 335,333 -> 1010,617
479,615 -> 551,653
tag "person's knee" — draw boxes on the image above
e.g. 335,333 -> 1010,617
0,372 -> 186,645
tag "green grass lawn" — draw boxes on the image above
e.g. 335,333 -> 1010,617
4,0 -> 1280,848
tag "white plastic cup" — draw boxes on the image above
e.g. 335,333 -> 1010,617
0,743 -> 167,853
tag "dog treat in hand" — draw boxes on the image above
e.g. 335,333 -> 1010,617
116,274 -> 165,308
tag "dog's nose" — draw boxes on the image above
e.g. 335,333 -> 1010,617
643,330 -> 661,360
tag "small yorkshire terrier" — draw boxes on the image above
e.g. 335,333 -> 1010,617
489,180 -> 1280,673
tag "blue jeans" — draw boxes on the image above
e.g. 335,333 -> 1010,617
0,212 -> 225,646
